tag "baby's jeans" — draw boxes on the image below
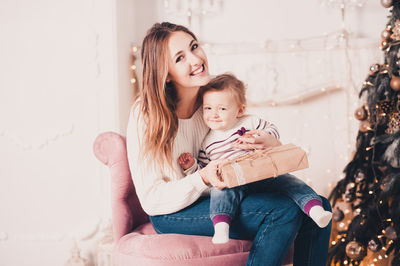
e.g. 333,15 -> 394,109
210,173 -> 323,220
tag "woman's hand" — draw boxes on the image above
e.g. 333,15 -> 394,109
231,129 -> 282,151
199,159 -> 227,190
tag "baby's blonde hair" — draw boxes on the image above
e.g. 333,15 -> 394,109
198,73 -> 246,106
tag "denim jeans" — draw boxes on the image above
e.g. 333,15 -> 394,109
210,173 -> 322,220
150,176 -> 332,266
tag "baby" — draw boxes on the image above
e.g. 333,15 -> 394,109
178,73 -> 332,244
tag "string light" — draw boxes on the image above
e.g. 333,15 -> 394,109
130,46 -> 140,96
203,33 -> 376,55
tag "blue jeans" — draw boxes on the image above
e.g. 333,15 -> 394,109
210,174 -> 322,220
150,176 -> 332,266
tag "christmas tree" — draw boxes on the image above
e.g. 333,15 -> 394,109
328,0 -> 400,265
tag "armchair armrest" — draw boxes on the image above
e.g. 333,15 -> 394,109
93,132 -> 149,241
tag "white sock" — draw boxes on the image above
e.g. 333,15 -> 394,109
212,222 -> 230,244
309,205 -> 332,228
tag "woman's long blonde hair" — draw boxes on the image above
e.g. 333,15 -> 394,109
136,22 -> 197,169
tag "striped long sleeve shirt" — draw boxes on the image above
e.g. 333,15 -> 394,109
183,115 -> 279,175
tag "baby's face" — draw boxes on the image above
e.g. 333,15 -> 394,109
202,89 -> 244,130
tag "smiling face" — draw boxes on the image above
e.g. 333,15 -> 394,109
202,89 -> 245,131
167,31 -> 210,93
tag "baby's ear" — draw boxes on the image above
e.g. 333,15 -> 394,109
237,104 -> 246,118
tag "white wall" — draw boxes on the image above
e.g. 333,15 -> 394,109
0,0 -> 126,265
0,0 -> 390,265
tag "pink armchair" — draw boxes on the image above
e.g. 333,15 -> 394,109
93,132 -> 293,266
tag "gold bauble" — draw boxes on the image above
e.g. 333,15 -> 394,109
380,40 -> 389,50
368,239 -> 382,252
382,28 -> 392,40
346,240 -> 366,260
332,208 -> 345,222
381,0 -> 393,8
385,226 -> 397,240
354,106 -> 367,121
390,76 -> 400,91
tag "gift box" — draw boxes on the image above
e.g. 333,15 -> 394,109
217,143 -> 309,188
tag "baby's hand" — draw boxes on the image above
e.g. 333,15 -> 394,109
178,153 -> 195,170
232,129 -> 281,150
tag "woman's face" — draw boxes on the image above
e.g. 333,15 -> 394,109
167,31 -> 210,92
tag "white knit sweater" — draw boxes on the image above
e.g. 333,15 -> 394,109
126,106 -> 210,216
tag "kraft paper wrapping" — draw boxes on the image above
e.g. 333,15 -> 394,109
217,143 -> 309,188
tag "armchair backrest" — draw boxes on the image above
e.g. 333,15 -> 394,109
93,132 -> 149,241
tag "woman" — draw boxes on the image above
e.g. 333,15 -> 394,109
126,22 -> 331,265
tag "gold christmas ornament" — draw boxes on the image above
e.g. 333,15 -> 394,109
333,208 -> 345,222
382,28 -> 392,41
385,226 -> 397,240
354,106 -> 368,121
390,75 -> 400,91
346,240 -> 366,260
381,0 -> 393,8
380,40 -> 389,50
368,239 -> 382,252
